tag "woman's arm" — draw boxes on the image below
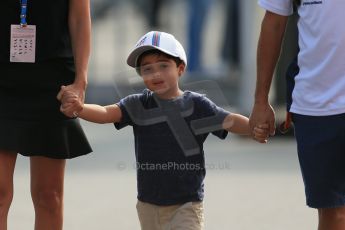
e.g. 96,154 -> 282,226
69,0 -> 91,88
58,0 -> 91,117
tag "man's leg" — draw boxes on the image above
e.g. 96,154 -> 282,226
293,113 -> 345,230
318,207 -> 345,230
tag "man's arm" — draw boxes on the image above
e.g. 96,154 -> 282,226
250,11 -> 289,138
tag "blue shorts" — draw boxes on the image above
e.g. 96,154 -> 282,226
293,113 -> 345,208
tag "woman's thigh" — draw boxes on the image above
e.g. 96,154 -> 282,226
30,156 -> 66,197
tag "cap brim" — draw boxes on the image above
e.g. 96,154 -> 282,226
126,45 -> 181,67
126,46 -> 155,67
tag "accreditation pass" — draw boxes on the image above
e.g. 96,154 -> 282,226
10,24 -> 36,63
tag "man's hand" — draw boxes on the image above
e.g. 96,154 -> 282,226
249,102 -> 276,142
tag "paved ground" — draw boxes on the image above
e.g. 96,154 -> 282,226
9,121 -> 317,230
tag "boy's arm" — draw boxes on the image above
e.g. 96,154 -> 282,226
78,104 -> 122,124
222,113 -> 251,135
59,90 -> 122,123
222,113 -> 269,143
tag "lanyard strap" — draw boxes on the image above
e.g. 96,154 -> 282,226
20,0 -> 28,27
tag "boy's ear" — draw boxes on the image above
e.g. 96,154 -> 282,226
178,63 -> 186,77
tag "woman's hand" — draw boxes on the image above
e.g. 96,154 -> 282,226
57,82 -> 86,118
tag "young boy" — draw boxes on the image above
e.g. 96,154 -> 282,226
60,31 -> 268,230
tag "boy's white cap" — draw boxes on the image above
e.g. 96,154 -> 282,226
127,31 -> 187,67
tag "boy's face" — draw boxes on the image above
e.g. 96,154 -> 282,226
139,53 -> 185,99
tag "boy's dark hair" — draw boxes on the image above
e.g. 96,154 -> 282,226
136,49 -> 184,68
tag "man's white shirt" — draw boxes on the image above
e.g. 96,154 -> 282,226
258,0 -> 345,116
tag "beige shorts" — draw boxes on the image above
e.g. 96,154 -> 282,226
136,200 -> 204,230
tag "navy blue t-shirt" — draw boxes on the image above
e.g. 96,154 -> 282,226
115,89 -> 230,205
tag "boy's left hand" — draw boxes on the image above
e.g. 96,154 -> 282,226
253,124 -> 270,143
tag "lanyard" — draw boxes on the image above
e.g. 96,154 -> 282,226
20,0 -> 28,27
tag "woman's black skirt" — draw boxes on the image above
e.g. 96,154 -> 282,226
0,58 -> 92,159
